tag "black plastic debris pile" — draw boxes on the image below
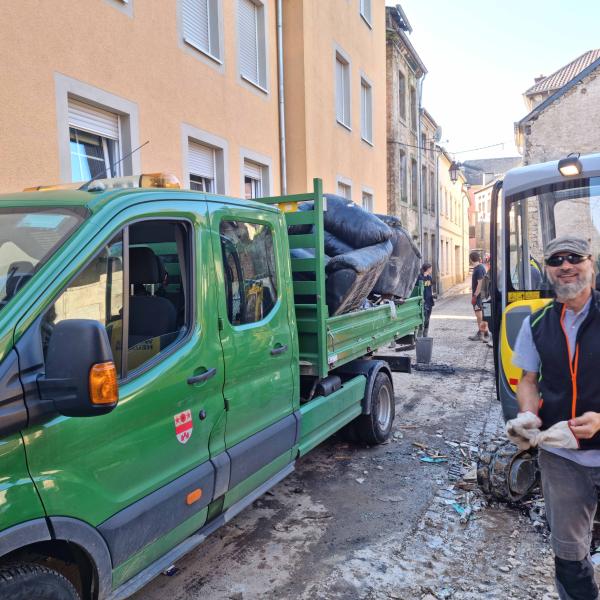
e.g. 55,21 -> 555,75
290,194 -> 421,315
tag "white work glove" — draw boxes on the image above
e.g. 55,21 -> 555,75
505,411 -> 542,450
535,421 -> 579,450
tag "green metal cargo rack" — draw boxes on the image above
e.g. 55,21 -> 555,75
259,179 -> 423,378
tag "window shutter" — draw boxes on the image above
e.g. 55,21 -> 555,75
183,0 -> 210,53
68,99 -> 119,139
244,160 -> 262,180
239,0 -> 258,82
189,142 -> 215,179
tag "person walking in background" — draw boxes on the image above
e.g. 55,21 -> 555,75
417,263 -> 434,337
468,251 -> 490,343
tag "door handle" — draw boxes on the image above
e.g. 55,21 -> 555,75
270,344 -> 289,356
187,367 -> 217,385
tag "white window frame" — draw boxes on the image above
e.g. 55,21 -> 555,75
189,142 -> 216,192
238,0 -> 268,92
240,149 -> 272,199
362,188 -> 374,212
55,74 -> 139,183
337,176 -> 352,200
360,76 -> 373,145
182,0 -> 222,63
181,124 -> 229,194
360,0 -> 372,27
335,48 -> 351,130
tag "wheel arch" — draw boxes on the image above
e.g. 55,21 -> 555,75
0,517 -> 112,600
333,359 -> 393,415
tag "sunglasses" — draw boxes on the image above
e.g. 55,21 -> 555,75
545,254 -> 590,267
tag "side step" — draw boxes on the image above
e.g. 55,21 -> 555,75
109,462 -> 295,600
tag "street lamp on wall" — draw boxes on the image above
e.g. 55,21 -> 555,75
449,161 -> 461,183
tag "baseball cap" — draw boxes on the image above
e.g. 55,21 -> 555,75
544,235 -> 591,259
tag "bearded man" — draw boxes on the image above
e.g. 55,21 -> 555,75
510,236 -> 600,599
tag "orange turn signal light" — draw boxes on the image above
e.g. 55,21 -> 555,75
186,489 -> 203,505
89,362 -> 118,405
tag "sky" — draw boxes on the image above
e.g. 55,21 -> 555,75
385,0 -> 600,161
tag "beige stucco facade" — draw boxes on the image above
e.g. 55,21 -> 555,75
283,0 -> 387,211
438,151 -> 469,290
1,1 -> 285,196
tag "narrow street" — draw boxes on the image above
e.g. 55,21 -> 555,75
134,286 -> 558,600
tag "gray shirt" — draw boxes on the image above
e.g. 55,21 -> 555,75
512,296 -> 600,466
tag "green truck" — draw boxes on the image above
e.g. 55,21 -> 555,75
0,176 -> 422,599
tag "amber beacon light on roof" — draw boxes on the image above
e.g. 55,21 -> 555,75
23,172 -> 181,193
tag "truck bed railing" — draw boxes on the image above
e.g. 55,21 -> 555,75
259,179 -> 422,378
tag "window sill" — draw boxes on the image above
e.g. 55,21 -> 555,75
360,13 -> 373,29
184,38 -> 223,65
336,119 -> 352,132
361,136 -> 373,147
241,75 -> 269,95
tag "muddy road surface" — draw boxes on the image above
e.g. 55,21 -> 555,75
133,287 -> 559,600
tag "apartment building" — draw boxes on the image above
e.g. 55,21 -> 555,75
438,149 -> 469,290
283,0 -> 387,211
385,5 -> 426,231
1,0 -> 386,212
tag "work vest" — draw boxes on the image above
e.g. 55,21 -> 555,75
530,290 -> 600,450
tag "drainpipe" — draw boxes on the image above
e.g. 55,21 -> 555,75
416,74 -> 426,257
276,0 -> 287,194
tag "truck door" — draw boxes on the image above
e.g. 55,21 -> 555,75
208,203 -> 297,494
19,201 -> 226,580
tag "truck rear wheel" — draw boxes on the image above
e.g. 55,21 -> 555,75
0,563 -> 80,600
355,372 -> 395,444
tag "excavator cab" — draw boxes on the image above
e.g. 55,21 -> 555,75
478,153 -> 600,501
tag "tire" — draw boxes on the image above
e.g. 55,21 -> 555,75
355,372 -> 395,444
0,563 -> 80,600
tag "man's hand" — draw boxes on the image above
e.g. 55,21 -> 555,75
471,294 -> 477,306
569,412 -> 600,439
506,411 -> 542,450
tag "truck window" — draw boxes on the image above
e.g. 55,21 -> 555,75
127,220 -> 190,372
0,207 -> 86,310
42,220 -> 191,378
219,220 -> 277,325
43,233 -> 124,376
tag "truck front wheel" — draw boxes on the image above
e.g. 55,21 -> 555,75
0,563 -> 80,600
355,372 -> 395,444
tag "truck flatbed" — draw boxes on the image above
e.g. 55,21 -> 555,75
259,179 -> 423,377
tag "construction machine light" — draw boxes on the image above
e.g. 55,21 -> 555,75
139,172 -> 181,189
558,153 -> 583,177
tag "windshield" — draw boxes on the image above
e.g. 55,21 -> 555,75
506,177 -> 600,292
0,207 -> 87,308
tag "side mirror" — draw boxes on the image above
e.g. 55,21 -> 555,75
39,319 -> 119,417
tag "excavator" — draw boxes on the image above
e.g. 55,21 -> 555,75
476,152 -> 600,501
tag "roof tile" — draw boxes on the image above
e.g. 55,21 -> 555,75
525,49 -> 600,95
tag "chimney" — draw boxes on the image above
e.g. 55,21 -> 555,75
534,75 -> 546,84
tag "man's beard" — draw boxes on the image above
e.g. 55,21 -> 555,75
548,269 -> 594,301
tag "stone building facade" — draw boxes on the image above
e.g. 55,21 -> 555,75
385,5 -> 426,239
515,50 -> 600,165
